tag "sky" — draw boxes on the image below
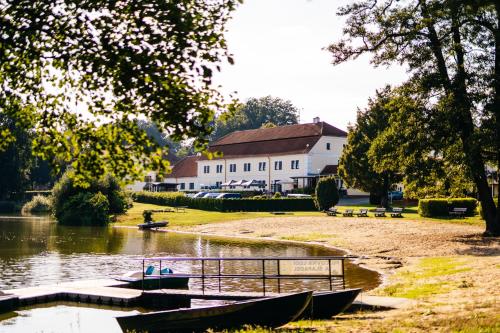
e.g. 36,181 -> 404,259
214,0 -> 409,131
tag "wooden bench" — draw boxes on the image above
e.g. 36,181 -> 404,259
174,206 -> 188,213
342,209 -> 354,217
449,207 -> 467,218
355,209 -> 368,217
374,208 -> 386,217
326,208 -> 339,216
391,207 -> 404,218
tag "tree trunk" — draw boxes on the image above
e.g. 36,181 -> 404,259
449,9 -> 498,236
380,174 -> 390,209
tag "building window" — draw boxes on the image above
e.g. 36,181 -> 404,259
274,161 -> 282,170
229,164 -> 236,172
216,164 -> 223,173
189,182 -> 195,190
144,175 -> 152,182
326,143 -> 331,150
180,183 -> 185,190
203,165 -> 210,174
258,162 -> 266,171
291,160 -> 299,169
215,181 -> 222,188
244,163 -> 251,172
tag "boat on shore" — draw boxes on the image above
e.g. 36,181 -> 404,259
137,221 -> 168,230
302,288 -> 362,319
116,291 -> 313,333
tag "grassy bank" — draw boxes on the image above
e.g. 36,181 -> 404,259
116,202 -> 484,228
115,202 -> 323,227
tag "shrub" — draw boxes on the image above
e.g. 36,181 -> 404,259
314,176 -> 339,211
21,195 -> 52,213
131,191 -> 316,212
478,200 -> 499,220
418,198 -> 477,217
57,192 -> 110,226
273,192 -> 282,198
52,171 -> 128,225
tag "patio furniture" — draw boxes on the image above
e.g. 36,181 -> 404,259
449,207 -> 467,218
326,207 -> 339,216
355,209 -> 368,217
374,208 -> 386,217
342,209 -> 354,217
390,207 -> 404,218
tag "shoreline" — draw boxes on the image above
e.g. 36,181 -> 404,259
113,225 -> 399,289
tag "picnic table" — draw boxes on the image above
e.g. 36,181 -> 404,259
326,207 -> 339,216
374,208 -> 386,217
342,209 -> 354,217
391,207 -> 404,218
355,209 -> 368,217
449,207 -> 467,218
174,206 -> 188,213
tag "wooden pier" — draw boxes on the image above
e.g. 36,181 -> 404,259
3,279 -> 142,308
0,278 -> 414,316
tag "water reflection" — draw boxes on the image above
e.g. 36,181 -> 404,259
0,215 -> 380,291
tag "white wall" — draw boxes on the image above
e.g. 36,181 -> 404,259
307,136 -> 346,174
196,154 -> 309,191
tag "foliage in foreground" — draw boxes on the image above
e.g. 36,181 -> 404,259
0,0 -> 241,186
52,172 -> 130,225
314,176 -> 339,211
21,195 -> 52,214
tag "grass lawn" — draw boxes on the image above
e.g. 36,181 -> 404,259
115,202 -> 324,227
336,204 -> 484,226
115,202 -> 484,228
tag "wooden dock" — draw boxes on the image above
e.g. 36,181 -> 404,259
3,279 -> 142,308
1,279 -> 414,315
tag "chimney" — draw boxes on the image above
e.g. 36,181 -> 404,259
313,117 -> 320,124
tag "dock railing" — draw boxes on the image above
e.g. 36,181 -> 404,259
140,256 -> 348,295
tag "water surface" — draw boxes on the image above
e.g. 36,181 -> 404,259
0,214 -> 380,332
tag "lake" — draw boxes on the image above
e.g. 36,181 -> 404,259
0,215 -> 380,332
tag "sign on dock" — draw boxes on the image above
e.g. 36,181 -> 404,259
280,259 -> 343,276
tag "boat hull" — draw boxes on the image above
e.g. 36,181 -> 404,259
118,276 -> 189,290
303,288 -> 362,319
116,291 -> 313,333
137,221 -> 168,230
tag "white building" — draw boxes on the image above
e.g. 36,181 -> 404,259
163,119 -> 358,193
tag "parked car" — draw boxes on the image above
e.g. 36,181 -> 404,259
287,194 -> 312,198
202,192 -> 221,199
388,191 -> 403,200
192,192 -> 208,198
216,193 -> 242,199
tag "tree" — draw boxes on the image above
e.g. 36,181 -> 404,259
329,0 -> 500,236
338,87 -> 401,207
0,112 -> 33,199
212,96 -> 300,140
314,176 -> 340,211
0,0 -> 240,185
369,85 -> 476,199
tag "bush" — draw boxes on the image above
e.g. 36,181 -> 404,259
21,195 -> 52,213
478,200 -> 499,219
52,171 -> 128,225
131,191 -> 316,212
58,192 -> 110,226
314,176 -> 339,211
0,201 -> 16,213
273,192 -> 282,198
418,198 -> 477,217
